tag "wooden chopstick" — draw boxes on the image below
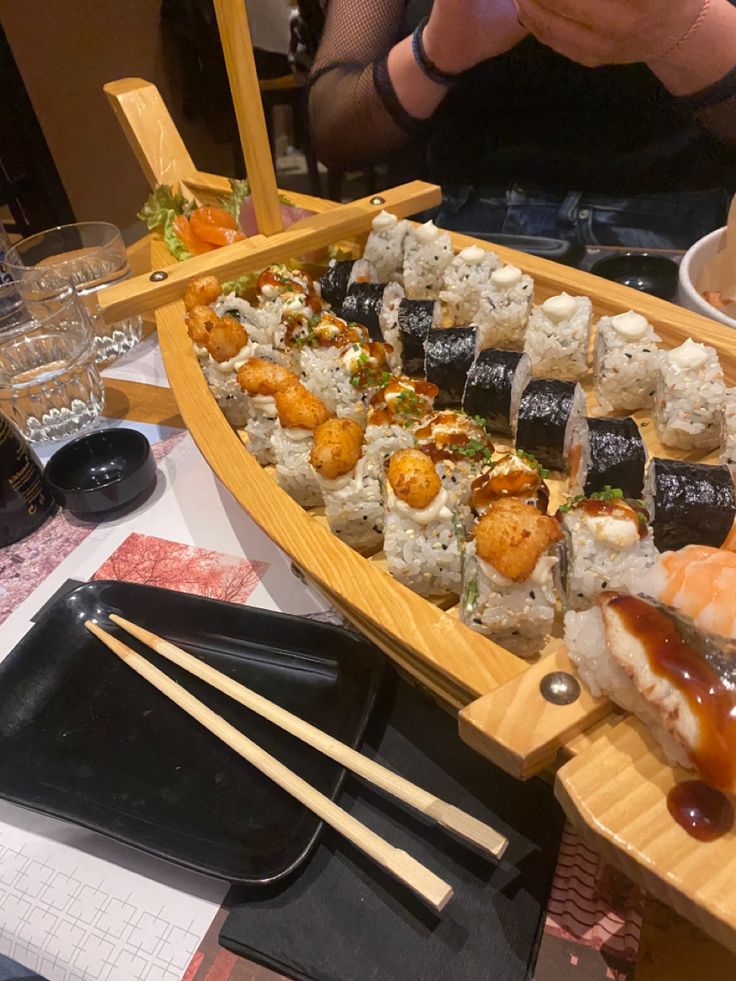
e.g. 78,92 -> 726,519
110,614 -> 508,860
85,620 -> 453,912
213,0 -> 284,236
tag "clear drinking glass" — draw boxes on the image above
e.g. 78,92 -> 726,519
6,222 -> 143,364
0,266 -> 91,335
0,296 -> 105,443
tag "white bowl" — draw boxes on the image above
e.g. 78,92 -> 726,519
678,226 -> 736,329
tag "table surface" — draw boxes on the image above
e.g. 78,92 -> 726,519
64,239 -> 736,980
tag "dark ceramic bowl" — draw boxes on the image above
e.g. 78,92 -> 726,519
590,253 -> 680,301
44,428 -> 157,520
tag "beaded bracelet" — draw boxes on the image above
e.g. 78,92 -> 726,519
411,17 -> 463,86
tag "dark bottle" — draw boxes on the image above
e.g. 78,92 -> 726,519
0,412 -> 57,546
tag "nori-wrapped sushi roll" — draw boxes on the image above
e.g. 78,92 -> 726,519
341,282 -> 403,342
515,379 -> 586,472
319,259 -> 355,312
424,326 -> 477,408
463,349 -> 532,437
644,458 -> 736,551
570,416 -> 647,499
396,299 -> 438,376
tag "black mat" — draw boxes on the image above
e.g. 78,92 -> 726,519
220,670 -> 565,981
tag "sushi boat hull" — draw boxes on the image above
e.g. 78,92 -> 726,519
105,79 -> 736,955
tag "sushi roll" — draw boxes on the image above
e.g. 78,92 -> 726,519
256,264 -> 320,313
315,339 -> 393,426
425,326 -> 477,407
474,265 -> 534,353
384,449 -> 464,598
392,299 -> 441,375
593,311 -> 660,414
565,592 -> 736,788
515,379 -> 587,472
637,544 -> 736,641
440,244 -> 500,325
402,221 -> 454,300
365,376 -> 438,464
644,458 -> 736,552
237,358 -> 300,464
523,293 -> 593,381
188,310 -> 254,427
471,451 -> 550,514
461,499 -> 561,657
289,313 -> 366,412
568,416 -> 647,499
311,418 -> 384,552
720,389 -> 736,478
415,410 -> 494,511
462,349 -> 532,437
271,382 -> 331,507
341,281 -> 405,358
319,259 -> 355,312
654,338 -> 726,451
363,211 -> 409,283
557,492 -> 658,611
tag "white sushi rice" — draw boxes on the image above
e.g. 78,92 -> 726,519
272,426 -> 323,507
402,221 -> 454,300
315,455 -> 384,551
364,421 -> 417,467
439,245 -> 501,325
383,486 -> 462,597
559,508 -> 659,612
200,342 -> 256,427
379,282 -> 406,371
654,338 -> 725,451
243,394 -> 279,465
461,542 -> 557,658
593,312 -> 661,414
215,293 -> 287,351
299,346 -> 369,426
564,607 -> 691,768
720,389 -> 736,477
523,294 -> 593,381
475,266 -> 534,353
363,212 -> 409,284
347,258 -> 374,287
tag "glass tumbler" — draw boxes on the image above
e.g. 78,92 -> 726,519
0,297 -> 105,443
7,222 -> 143,364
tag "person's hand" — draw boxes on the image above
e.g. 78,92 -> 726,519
423,0 -> 528,74
514,0 -> 706,67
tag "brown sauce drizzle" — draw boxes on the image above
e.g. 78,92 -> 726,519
667,781 -> 734,842
415,412 -> 493,462
576,499 -> 647,539
608,594 -> 736,793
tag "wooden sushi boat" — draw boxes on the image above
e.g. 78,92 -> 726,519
99,0 -> 736,955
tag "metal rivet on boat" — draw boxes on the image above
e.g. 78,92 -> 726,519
291,562 -> 306,583
150,270 -> 168,282
369,196 -> 385,206
539,671 -> 580,705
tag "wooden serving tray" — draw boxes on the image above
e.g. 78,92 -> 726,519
102,77 -> 736,952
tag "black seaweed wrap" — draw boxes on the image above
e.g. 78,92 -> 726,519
424,327 -> 477,407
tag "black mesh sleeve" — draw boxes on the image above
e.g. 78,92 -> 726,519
308,0 -> 418,170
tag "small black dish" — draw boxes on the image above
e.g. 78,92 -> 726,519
0,581 -> 384,882
44,427 -> 157,520
590,252 -> 679,300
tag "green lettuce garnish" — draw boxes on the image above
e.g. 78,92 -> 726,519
137,184 -> 194,231
219,178 -> 296,221
221,273 -> 259,298
161,213 -> 192,262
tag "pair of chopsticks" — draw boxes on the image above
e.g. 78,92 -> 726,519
85,616 -> 508,912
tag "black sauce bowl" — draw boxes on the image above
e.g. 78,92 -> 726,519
44,428 -> 157,520
590,253 -> 680,301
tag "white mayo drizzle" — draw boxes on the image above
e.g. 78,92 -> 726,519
459,245 -> 486,265
372,210 -> 398,232
581,512 -> 639,549
387,485 -> 452,526
414,220 -> 440,244
542,293 -> 576,323
315,456 -> 367,495
611,311 -> 648,340
491,265 -> 523,288
668,337 -> 708,370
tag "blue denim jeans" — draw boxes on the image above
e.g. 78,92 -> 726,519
433,184 -> 730,250
0,956 -> 45,981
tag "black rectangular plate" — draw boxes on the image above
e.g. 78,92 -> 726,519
0,581 -> 384,883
